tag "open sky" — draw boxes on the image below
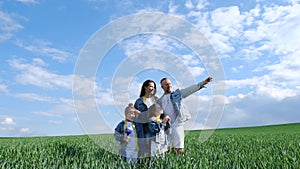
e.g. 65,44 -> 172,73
1,0 -> 300,137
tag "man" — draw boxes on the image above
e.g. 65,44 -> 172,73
157,77 -> 212,153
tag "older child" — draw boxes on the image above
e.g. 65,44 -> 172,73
148,103 -> 171,156
114,103 -> 144,163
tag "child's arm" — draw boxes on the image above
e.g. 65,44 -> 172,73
164,121 -> 172,135
114,122 -> 126,142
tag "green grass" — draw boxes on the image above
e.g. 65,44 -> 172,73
1,123 -> 299,168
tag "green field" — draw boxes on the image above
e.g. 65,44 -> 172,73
1,123 -> 299,168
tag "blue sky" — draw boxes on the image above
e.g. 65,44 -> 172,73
1,0 -> 300,137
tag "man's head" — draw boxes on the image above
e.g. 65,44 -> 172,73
160,78 -> 172,94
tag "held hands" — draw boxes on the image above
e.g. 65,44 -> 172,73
164,116 -> 170,123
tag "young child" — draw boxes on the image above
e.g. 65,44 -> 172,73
114,103 -> 144,164
148,103 -> 171,156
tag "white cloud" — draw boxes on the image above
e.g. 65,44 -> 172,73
262,4 -> 300,54
237,46 -> 263,61
16,0 -> 37,4
221,92 -> 300,128
186,2 -> 300,63
123,34 -> 177,57
225,77 -> 261,89
231,65 -> 244,73
244,4 -> 261,25
9,58 -> 73,89
16,40 -> 72,63
110,76 -> 136,107
20,128 -> 31,134
127,79 -> 142,102
210,6 -> 245,37
0,11 -> 22,31
197,28 -> 234,56
49,120 -> 63,125
264,50 -> 300,88
47,98 -> 76,116
243,3 -> 300,55
185,0 -> 209,10
286,0 -> 300,4
262,4 -> 291,23
182,54 -> 201,66
168,0 -> 179,14
227,107 -> 248,121
32,111 -> 60,117
30,98 -> 75,118
0,127 -> 14,131
0,11 -> 23,42
73,75 -> 97,98
188,66 -> 205,77
0,84 -> 9,93
185,6 -> 243,56
0,117 -> 36,136
256,85 -> 297,101
226,74 -> 300,101
195,0 -> 209,10
16,93 -> 54,102
32,58 -> 48,67
226,93 -> 250,104
1,117 -> 16,125
185,0 -> 194,9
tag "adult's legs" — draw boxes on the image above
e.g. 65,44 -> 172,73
169,125 -> 185,154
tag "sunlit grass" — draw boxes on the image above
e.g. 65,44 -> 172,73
1,123 -> 299,168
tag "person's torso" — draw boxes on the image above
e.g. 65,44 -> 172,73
125,122 -> 137,150
161,94 -> 176,123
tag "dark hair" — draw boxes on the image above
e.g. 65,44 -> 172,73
139,80 -> 156,97
160,77 -> 168,84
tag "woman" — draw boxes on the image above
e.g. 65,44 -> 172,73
134,80 -> 157,157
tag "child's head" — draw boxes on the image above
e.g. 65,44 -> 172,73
148,103 -> 163,118
124,103 -> 139,121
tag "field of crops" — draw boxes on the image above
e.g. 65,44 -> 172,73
1,123 -> 299,168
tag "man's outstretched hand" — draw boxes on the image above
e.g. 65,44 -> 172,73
203,77 -> 212,85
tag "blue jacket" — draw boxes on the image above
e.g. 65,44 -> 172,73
134,96 -> 165,123
148,119 -> 171,138
114,121 -> 144,157
134,96 -> 158,113
157,81 -> 206,123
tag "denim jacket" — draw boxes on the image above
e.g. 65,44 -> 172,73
148,118 -> 171,138
114,121 -> 144,157
134,96 -> 158,112
134,96 -> 159,132
157,81 -> 206,123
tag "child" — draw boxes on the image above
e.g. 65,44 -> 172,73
114,103 -> 144,164
148,103 -> 171,156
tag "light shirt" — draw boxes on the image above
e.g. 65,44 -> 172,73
144,97 -> 155,108
161,94 -> 176,124
125,122 -> 137,150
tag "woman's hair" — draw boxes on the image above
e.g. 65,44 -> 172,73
139,80 -> 156,97
148,103 -> 162,118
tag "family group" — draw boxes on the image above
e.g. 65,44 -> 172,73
114,77 -> 212,163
